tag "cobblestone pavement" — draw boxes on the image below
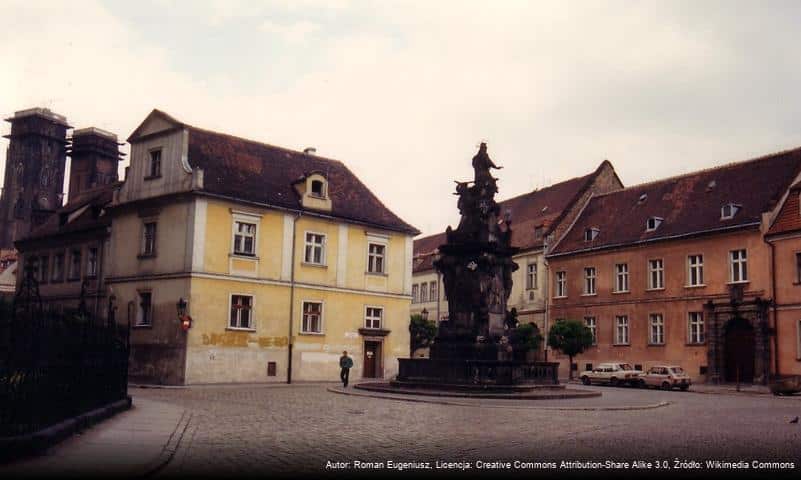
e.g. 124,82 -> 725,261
124,383 -> 801,477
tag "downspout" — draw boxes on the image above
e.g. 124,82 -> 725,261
543,243 -> 550,363
95,237 -> 105,320
287,212 -> 301,384
767,238 -> 779,378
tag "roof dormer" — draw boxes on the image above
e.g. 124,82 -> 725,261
646,216 -> 663,232
293,171 -> 332,212
584,227 -> 600,242
721,203 -> 741,220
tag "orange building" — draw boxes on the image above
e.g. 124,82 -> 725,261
547,148 -> 801,384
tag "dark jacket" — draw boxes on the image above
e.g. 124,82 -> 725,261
340,355 -> 353,369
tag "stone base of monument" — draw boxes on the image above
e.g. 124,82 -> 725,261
354,381 -> 601,400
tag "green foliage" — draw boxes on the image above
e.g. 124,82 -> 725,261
511,322 -> 543,351
547,319 -> 594,358
409,314 -> 437,353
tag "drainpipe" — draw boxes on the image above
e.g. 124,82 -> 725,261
436,272 -> 441,323
543,246 -> 550,363
95,239 -> 105,320
287,212 -> 301,384
766,238 -> 779,378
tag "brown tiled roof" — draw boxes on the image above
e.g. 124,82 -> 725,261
767,183 -> 801,236
551,147 -> 801,256
412,162 -> 612,272
18,183 -> 118,243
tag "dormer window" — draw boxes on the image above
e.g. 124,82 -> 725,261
638,193 -> 648,204
534,225 -> 544,240
310,179 -> 325,198
646,217 -> 663,232
147,149 -> 162,179
721,203 -> 741,220
584,227 -> 600,242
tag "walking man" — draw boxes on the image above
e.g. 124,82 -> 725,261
339,350 -> 353,387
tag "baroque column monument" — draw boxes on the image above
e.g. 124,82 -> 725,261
394,143 -> 560,390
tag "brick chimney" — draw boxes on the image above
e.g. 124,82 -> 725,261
67,127 -> 123,202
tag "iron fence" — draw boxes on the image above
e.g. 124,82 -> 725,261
0,268 -> 129,438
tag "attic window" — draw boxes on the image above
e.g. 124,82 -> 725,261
584,227 -> 600,242
534,225 -> 545,239
707,180 -> 717,192
310,179 -> 325,198
721,203 -> 741,220
638,193 -> 648,204
646,217 -> 663,232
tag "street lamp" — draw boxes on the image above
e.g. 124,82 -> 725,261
177,298 -> 191,331
421,308 -> 429,321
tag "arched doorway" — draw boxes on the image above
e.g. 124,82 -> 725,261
724,317 -> 755,383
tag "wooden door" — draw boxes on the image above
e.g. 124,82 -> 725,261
363,341 -> 381,378
725,318 -> 755,383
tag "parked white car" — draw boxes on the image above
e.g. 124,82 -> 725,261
579,362 -> 642,387
639,365 -> 691,391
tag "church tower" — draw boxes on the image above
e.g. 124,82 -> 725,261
67,127 -> 123,201
0,108 -> 70,249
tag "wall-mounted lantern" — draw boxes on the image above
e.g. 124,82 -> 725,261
177,297 -> 192,331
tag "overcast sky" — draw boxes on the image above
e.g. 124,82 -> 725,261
3,0 -> 801,237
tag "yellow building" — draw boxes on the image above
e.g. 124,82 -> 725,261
107,110 -> 419,385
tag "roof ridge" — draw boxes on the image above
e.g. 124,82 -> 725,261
495,170 -> 594,205
591,145 -> 801,199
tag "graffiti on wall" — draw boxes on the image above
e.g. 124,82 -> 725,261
201,332 -> 289,348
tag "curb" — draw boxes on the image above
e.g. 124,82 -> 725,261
0,396 -> 133,463
129,381 -> 338,390
327,386 -> 671,411
565,381 -> 774,397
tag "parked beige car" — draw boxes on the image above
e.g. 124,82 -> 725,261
579,362 -> 642,387
639,365 -> 691,391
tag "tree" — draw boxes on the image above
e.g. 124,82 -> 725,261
547,319 -> 594,380
409,314 -> 437,356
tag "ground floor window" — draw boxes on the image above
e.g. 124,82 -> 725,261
688,312 -> 705,344
136,291 -> 152,327
230,294 -> 254,329
649,313 -> 664,345
584,316 -> 597,345
302,301 -> 323,333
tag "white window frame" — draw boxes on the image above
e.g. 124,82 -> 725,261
230,211 -> 261,257
797,319 -> 801,360
688,312 -> 705,344
86,247 -> 98,277
367,241 -> 387,274
429,281 -> 437,302
615,315 -> 629,345
648,258 -> 664,290
583,267 -> 596,295
142,221 -> 157,256
420,282 -> 428,303
646,217 -> 663,232
584,316 -> 597,345
584,228 -> 599,242
730,249 -> 748,283
649,313 -> 664,345
687,254 -> 704,287
721,203 -> 741,220
148,148 -> 162,178
303,231 -> 327,265
228,294 -> 255,331
614,263 -> 629,293
301,300 -> 324,334
526,262 -> 538,290
555,271 -> 567,298
364,305 -> 383,330
412,284 -> 419,303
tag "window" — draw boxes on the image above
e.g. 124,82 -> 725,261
649,313 -> 664,345
301,301 -> 322,333
584,228 -> 599,242
648,259 -> 664,289
688,312 -> 705,344
148,149 -> 162,178
796,253 -> 801,284
412,284 -> 419,303
310,180 -> 325,197
136,292 -> 152,327
304,232 -> 325,265
38,255 -> 49,284
420,282 -> 428,303
721,203 -> 740,220
365,306 -> 382,329
526,263 -> 538,290
688,255 -> 704,286
797,319 -> 801,359
614,263 -> 629,292
583,267 -> 596,295
68,249 -> 81,280
555,271 -> 567,298
646,217 -> 663,232
533,226 -> 544,240
615,315 -> 629,344
86,247 -> 98,277
585,316 -> 597,345
730,249 -> 748,283
234,222 -> 257,256
429,281 -> 437,301
52,252 -> 64,281
229,295 -> 254,329
142,222 -> 157,256
367,243 -> 386,274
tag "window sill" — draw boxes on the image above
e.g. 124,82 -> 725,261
581,293 -> 597,297
366,271 -> 388,277
553,296 -> 567,300
226,327 -> 256,332
230,253 -> 258,260
726,281 -> 750,286
132,324 -> 153,329
299,331 -> 325,336
302,262 -> 327,268
646,287 -> 665,292
143,175 -> 162,181
612,343 -> 630,347
612,290 -> 630,295
684,284 -> 706,289
138,253 -> 157,259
